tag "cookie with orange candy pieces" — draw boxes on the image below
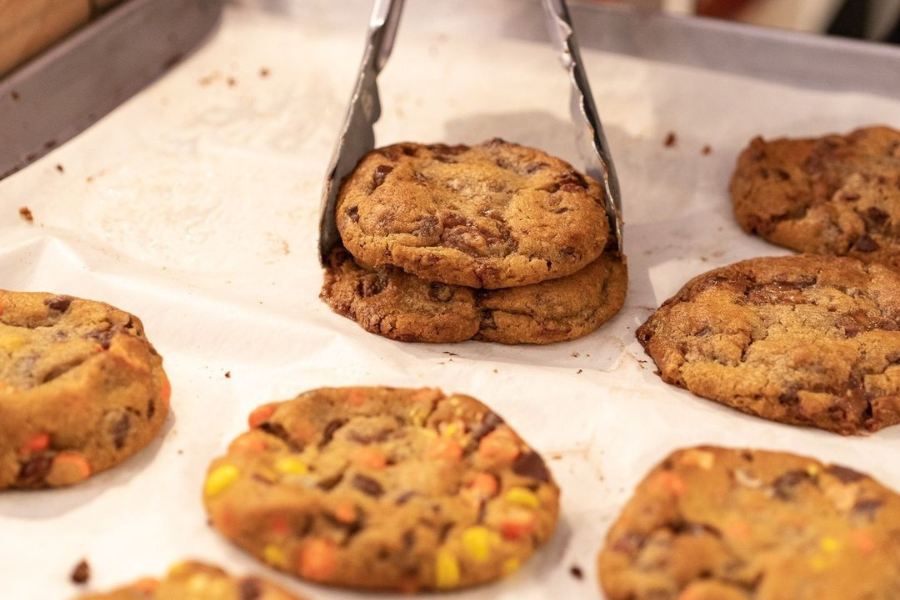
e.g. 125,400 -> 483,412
202,387 -> 559,592
74,561 -> 306,599
598,446 -> 900,600
0,290 -> 169,490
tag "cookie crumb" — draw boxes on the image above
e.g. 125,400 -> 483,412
71,559 -> 90,584
56,164 -> 65,173
492,368 -> 498,374
664,132 -> 677,147
571,352 -> 579,358
259,67 -> 270,78
443,352 -> 458,356
11,90 -> 20,101
569,564 -> 584,580
225,371 -> 231,379
18,206 -> 33,222
226,76 -> 237,87
576,369 -> 583,374
702,145 -> 712,155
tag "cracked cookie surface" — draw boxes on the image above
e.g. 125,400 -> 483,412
0,290 -> 170,489
636,255 -> 900,434
76,561 -> 305,600
203,387 -> 559,592
335,139 -> 610,288
731,126 -> 900,271
598,446 -> 900,600
321,246 -> 627,344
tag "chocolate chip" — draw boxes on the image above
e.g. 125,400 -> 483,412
111,413 -> 130,449
318,472 -> 344,491
513,452 -> 551,483
866,206 -> 890,225
347,205 -> 359,222
372,164 -> 394,189
854,234 -> 879,253
552,207 -> 570,214
413,215 -> 439,237
428,282 -> 454,303
469,412 -> 503,444
395,491 -> 416,505
778,389 -> 799,406
18,454 -> 52,484
70,559 -> 90,584
775,168 -> 791,181
357,274 -> 388,298
402,529 -> 416,550
771,470 -> 810,500
352,474 -> 384,497
827,465 -> 866,484
558,169 -> 587,189
147,398 -> 155,419
853,498 -> 883,517
347,427 -> 393,444
44,297 -> 71,312
86,327 -> 115,350
320,419 -> 347,449
569,565 -> 584,580
238,578 -> 262,600
842,192 -> 861,202
525,162 -> 548,174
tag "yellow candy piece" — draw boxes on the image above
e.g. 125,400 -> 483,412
0,333 -> 26,352
505,487 -> 540,509
462,526 -> 491,562
443,423 -> 459,437
435,550 -> 460,589
821,537 -> 841,553
275,456 -> 309,476
186,573 -> 213,592
806,463 -> 821,477
502,558 -> 521,576
204,464 -> 239,497
264,545 -> 287,568
167,562 -> 190,577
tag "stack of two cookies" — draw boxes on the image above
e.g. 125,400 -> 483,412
321,139 -> 627,344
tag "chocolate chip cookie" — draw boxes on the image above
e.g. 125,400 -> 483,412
335,139 -> 611,289
599,446 -> 900,600
203,387 -> 559,592
75,561 -> 305,599
731,126 -> 900,271
321,246 -> 627,344
636,255 -> 900,435
0,291 -> 170,489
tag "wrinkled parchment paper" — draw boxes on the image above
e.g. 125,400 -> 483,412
2,1 -> 900,598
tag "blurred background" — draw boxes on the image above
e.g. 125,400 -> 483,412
591,0 -> 900,42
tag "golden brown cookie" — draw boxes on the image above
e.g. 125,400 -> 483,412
203,387 -> 559,592
0,291 -> 169,489
75,561 -> 305,600
731,126 -> 900,271
321,246 -> 627,344
335,139 -> 611,289
636,255 -> 900,435
599,446 -> 900,600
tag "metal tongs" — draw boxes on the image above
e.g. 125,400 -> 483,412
319,0 -> 623,263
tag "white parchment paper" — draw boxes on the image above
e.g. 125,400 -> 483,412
2,1 -> 900,598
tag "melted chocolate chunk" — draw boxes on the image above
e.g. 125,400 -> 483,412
320,419 -> 347,448
372,164 -> 394,189
853,498 -> 884,518
111,413 -> 131,449
18,454 -> 52,484
513,451 -> 551,483
352,474 -> 384,497
827,465 -> 866,484
357,274 -> 388,298
347,205 -> 359,222
44,297 -> 71,313
238,578 -> 262,600
318,472 -> 344,491
866,206 -> 890,225
395,491 -> 416,505
469,412 -> 504,444
427,282 -> 454,303
854,233 -> 880,253
147,397 -> 156,419
771,470 -> 810,500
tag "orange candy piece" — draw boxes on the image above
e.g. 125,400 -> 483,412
428,437 -> 463,461
47,452 -> 92,486
465,473 -> 499,501
160,375 -> 172,407
299,538 -> 337,582
248,403 -> 278,429
346,389 -> 366,406
500,509 -> 536,540
478,427 -> 520,462
352,447 -> 387,470
20,433 -> 49,454
228,432 -> 268,453
654,471 -> 686,497
852,530 -> 876,553
334,502 -> 357,524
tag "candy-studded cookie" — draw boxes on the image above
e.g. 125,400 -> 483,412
335,139 -> 610,289
636,255 -> 900,434
321,246 -> 627,344
731,126 -> 900,271
0,291 -> 169,489
598,446 -> 900,600
76,561 -> 305,599
203,387 -> 559,592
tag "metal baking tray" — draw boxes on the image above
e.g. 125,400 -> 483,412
0,0 -> 225,180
